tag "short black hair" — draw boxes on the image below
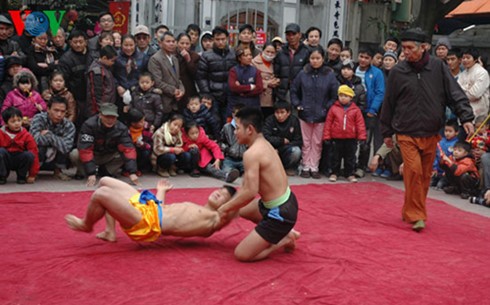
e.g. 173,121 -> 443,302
235,107 -> 263,133
454,141 -> 471,154
186,23 -> 201,35
49,70 -> 65,83
155,24 -> 169,33
187,96 -> 200,105
327,38 -> 343,49
184,120 -> 199,133
48,95 -> 68,109
462,48 -> 480,61
445,119 -> 459,131
139,71 -> 154,81
98,12 -> 114,22
160,31 -> 175,42
212,26 -> 229,37
309,46 -> 325,58
273,100 -> 292,112
358,47 -> 374,58
200,94 -> 214,102
239,24 -> 255,34
128,108 -> 144,124
68,30 -> 87,41
341,47 -> 353,57
232,103 -> 245,113
18,74 -> 31,85
99,45 -> 117,59
223,185 -> 237,198
447,48 -> 462,58
2,107 -> 22,123
306,26 -> 322,39
176,32 -> 191,42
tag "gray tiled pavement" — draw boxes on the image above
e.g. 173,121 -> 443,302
2,168 -> 490,219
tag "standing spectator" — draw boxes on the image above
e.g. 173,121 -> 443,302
86,45 -> 118,117
355,47 -> 385,178
196,26 -> 236,124
337,60 -> 366,111
263,101 -> 303,176
325,38 -> 343,75
382,50 -> 398,80
235,24 -> 260,58
73,103 -> 139,187
52,28 -> 69,56
30,96 -> 76,181
176,32 -> 200,108
134,25 -> 157,58
113,35 -> 148,112
0,106 -> 39,184
26,31 -> 59,92
58,30 -> 92,128
228,47 -> 264,117
380,28 -> 474,232
271,36 -> 283,52
323,85 -> 366,183
88,12 -> 115,53
41,71 -> 77,123
457,48 -> 490,119
252,42 -> 280,119
1,69 -> 46,128
447,48 -> 463,79
274,23 -> 309,102
0,15 -> 25,59
371,47 -> 384,69
199,31 -> 213,55
383,36 -> 400,53
150,25 -> 169,51
304,26 -> 323,52
186,24 -> 201,52
291,48 -> 338,179
148,32 -> 185,119
434,37 -> 451,62
340,47 -> 353,62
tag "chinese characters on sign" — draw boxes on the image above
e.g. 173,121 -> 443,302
328,0 -> 345,40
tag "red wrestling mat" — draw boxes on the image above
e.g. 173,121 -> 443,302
2,183 -> 490,305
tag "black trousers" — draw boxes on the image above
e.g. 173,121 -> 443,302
0,148 -> 34,179
332,139 -> 358,177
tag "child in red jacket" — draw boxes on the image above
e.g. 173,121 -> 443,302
0,107 -> 40,184
440,141 -> 480,199
323,85 -> 366,183
182,121 -> 240,183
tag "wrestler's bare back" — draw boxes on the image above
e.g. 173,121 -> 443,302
245,136 -> 288,202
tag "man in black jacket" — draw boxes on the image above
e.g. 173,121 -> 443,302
196,26 -> 237,124
273,23 -> 310,102
380,28 -> 474,232
263,101 -> 303,176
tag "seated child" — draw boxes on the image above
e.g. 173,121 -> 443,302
440,141 -> 480,199
323,85 -> 366,183
182,121 -> 240,182
129,72 -> 164,132
126,108 -> 153,175
432,119 -> 459,189
469,115 -> 489,164
152,114 -> 193,177
0,107 -> 40,184
220,103 -> 247,174
182,95 -> 220,140
263,100 -> 303,176
201,93 -> 222,126
1,69 -> 47,128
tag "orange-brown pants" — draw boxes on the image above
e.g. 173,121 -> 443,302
396,134 -> 441,223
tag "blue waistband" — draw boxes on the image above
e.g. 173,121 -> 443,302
139,190 -> 163,229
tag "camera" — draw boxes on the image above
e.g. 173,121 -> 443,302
469,196 -> 487,206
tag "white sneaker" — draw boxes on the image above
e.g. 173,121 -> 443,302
329,174 -> 337,182
348,176 -> 358,183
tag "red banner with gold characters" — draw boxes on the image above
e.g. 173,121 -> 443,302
109,1 -> 130,34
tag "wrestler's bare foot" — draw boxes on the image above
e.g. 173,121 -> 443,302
96,230 -> 117,242
284,229 -> 301,253
65,214 -> 92,233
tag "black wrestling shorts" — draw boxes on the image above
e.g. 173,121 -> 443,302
255,191 -> 298,244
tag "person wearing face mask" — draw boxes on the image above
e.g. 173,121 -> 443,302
252,42 -> 280,118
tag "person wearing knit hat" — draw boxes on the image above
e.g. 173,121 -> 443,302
338,84 -> 355,97
435,37 -> 451,61
382,50 -> 398,74
323,84 -> 366,183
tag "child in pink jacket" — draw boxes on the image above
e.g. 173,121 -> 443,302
1,69 -> 46,127
182,121 -> 240,183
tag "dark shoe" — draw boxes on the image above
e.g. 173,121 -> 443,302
300,170 -> 311,178
386,174 -> 403,181
225,169 -> 240,183
460,193 -> 470,200
412,220 -> 425,232
311,171 -> 321,179
73,173 -> 85,180
443,186 -> 456,194
0,176 -> 6,184
190,169 -> 201,178
16,178 -> 27,185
